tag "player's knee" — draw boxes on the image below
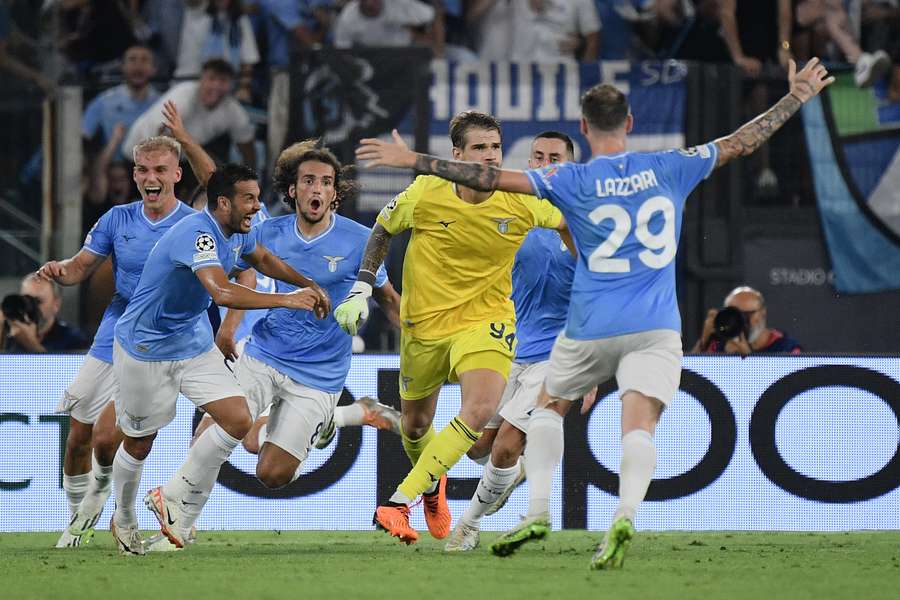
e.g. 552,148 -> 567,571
222,412 -> 253,441
256,463 -> 291,489
466,434 -> 492,461
401,414 -> 432,439
490,443 -> 519,468
66,422 -> 93,453
92,425 -> 122,461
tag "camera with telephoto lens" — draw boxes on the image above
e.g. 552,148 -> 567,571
711,306 -> 748,342
1,294 -> 41,330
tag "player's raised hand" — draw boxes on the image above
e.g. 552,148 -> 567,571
38,260 -> 66,281
355,129 -> 416,169
162,100 -> 188,142
334,281 -> 372,335
788,58 -> 835,103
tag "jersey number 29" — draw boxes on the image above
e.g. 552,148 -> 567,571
588,195 -> 676,273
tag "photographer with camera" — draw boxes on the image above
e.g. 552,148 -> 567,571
0,273 -> 87,353
692,286 -> 802,356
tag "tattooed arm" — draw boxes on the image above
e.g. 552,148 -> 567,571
356,223 -> 393,286
355,131 -> 534,194
714,58 -> 834,168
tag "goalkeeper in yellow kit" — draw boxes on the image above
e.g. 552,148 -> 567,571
334,112 -> 571,544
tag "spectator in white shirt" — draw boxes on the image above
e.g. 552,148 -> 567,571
122,59 -> 256,169
334,0 -> 438,49
469,0 -> 601,62
174,0 -> 260,102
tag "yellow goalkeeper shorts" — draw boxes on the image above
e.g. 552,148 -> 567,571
397,320 -> 517,401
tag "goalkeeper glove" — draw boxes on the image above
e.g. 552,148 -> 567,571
334,281 -> 372,335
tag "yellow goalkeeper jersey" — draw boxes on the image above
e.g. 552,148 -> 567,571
376,175 -> 562,340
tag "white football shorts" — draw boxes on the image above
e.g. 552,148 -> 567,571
491,360 -> 548,433
56,355 -> 117,425
544,329 -> 683,405
113,340 -> 244,437
233,353 -> 339,463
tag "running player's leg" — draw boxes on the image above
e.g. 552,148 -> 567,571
58,400 -> 123,548
372,332 -> 449,542
447,420 -> 525,552
590,330 -> 681,570
389,321 -> 516,508
55,356 -> 117,521
395,330 -> 447,470
152,347 -> 253,547
256,382 -> 339,489
62,418 -> 92,515
110,341 -> 181,555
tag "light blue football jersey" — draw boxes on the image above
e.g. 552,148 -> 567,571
82,200 -> 195,362
525,143 -> 717,339
244,214 -> 387,394
511,228 -> 574,363
115,208 -> 259,361
219,203 -> 276,341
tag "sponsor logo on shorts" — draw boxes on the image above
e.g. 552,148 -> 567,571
401,376 -> 413,391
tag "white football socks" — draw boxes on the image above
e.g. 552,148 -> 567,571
460,460 -> 521,527
162,424 -> 241,530
112,446 -> 145,528
62,472 -> 90,517
525,408 -> 564,518
76,453 -> 114,517
613,429 -> 656,523
333,403 -> 364,428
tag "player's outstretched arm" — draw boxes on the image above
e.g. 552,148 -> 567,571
162,100 -> 217,187
334,223 -> 393,335
713,58 -> 834,168
37,249 -> 106,286
242,244 -> 331,318
195,265 -> 321,312
355,129 -> 534,194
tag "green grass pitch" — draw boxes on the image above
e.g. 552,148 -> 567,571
3,530 -> 899,599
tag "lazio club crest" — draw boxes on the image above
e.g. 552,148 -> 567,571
323,255 -> 345,273
492,217 -> 514,234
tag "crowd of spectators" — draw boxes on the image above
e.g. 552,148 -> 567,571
1,1 -> 898,213
1,0 -> 899,349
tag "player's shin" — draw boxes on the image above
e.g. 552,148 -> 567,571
524,408 -> 564,518
400,425 -> 436,466
112,446 -> 145,527
77,453 -> 114,517
460,460 -> 521,526
62,473 -> 90,517
614,429 -> 656,523
393,417 -> 480,503
162,424 -> 241,531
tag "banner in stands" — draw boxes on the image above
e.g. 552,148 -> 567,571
803,75 -> 900,293
288,55 -> 687,213
423,60 -> 686,166
2,355 -> 898,533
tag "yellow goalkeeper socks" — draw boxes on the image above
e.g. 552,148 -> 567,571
401,425 -> 436,466
395,416 -> 480,502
